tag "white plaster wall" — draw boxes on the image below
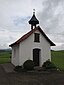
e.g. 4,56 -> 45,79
11,45 -> 19,66
19,30 -> 51,66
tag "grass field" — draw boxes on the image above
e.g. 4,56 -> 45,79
0,50 -> 11,64
0,50 -> 64,70
51,50 -> 64,70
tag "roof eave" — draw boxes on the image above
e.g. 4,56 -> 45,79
51,43 -> 56,46
9,26 -> 56,47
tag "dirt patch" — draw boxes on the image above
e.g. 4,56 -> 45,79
0,64 -> 64,85
1,63 -> 15,73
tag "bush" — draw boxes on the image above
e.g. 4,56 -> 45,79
14,66 -> 24,72
14,66 -> 22,71
42,60 -> 57,70
23,60 -> 34,71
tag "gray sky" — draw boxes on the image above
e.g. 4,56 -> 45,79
0,0 -> 64,50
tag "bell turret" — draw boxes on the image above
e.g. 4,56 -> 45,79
29,9 -> 39,30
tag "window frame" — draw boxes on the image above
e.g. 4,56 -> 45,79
34,33 -> 40,43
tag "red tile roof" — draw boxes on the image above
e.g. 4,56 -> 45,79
9,26 -> 55,47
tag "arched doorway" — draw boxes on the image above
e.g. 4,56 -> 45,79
33,48 -> 40,66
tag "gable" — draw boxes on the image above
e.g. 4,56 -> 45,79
9,26 -> 55,47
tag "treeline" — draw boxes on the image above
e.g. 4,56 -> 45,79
0,49 -> 11,52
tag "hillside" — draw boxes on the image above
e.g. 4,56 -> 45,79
51,50 -> 64,70
0,49 -> 64,70
0,49 -> 11,64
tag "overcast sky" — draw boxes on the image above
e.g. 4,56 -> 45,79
0,0 -> 64,50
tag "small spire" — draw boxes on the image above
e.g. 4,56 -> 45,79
28,9 -> 39,30
33,9 -> 35,15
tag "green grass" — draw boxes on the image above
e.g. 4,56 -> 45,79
51,50 -> 64,70
0,58 -> 11,64
0,50 -> 64,70
0,50 -> 11,64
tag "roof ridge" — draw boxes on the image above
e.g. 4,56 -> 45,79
9,26 -> 55,47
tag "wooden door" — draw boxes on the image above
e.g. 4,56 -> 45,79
33,49 -> 40,66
